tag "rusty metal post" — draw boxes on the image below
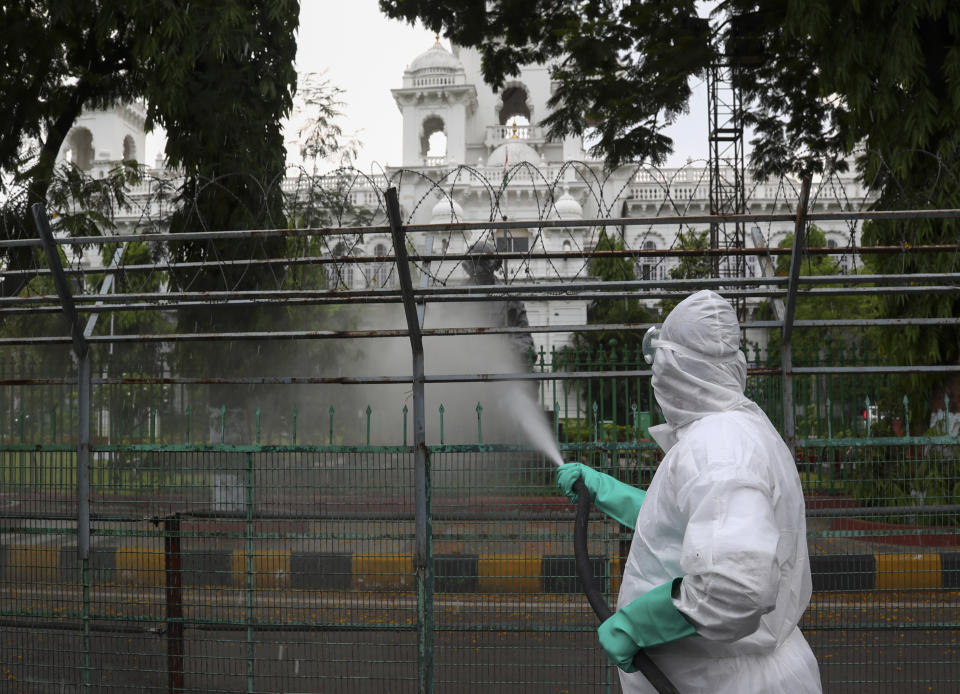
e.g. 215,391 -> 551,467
164,514 -> 185,694
782,176 -> 812,458
32,203 -> 90,559
385,187 -> 433,693
32,203 -> 94,691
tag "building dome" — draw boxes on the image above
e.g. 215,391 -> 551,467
430,197 -> 464,223
487,140 -> 541,168
408,41 -> 463,73
553,187 -> 583,220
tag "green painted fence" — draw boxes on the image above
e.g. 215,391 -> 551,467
2,369 -> 958,693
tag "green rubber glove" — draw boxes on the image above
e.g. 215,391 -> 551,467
556,462 -> 646,529
597,579 -> 697,673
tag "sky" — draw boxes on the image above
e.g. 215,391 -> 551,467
148,1 -> 711,171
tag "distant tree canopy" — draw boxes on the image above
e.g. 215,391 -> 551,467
574,228 -> 656,355
568,229 -> 656,426
755,224 -> 875,359
381,1 -> 960,179
382,0 -> 960,416
0,0 -> 300,296
658,228 -> 710,316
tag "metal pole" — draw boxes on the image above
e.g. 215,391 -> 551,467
32,203 -> 94,691
385,187 -> 433,693
77,354 -> 91,561
782,176 -> 811,457
77,316 -> 92,681
164,515 -> 185,693
245,452 -> 255,693
32,203 -> 92,558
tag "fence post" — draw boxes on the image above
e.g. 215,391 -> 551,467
781,176 -> 811,459
32,203 -> 93,691
245,451 -> 255,693
164,514 -> 185,693
385,187 -> 433,693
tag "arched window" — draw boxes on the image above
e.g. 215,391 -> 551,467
122,135 -> 136,162
561,239 -> 573,273
427,131 -> 447,159
420,116 -> 446,164
498,85 -> 532,125
64,128 -> 94,171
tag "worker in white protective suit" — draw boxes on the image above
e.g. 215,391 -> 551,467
557,290 -> 821,693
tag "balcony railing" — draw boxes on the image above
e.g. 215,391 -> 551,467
412,75 -> 456,88
484,124 -> 545,148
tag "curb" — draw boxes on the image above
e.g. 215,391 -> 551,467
810,553 -> 960,591
0,545 -> 607,593
2,546 -> 957,592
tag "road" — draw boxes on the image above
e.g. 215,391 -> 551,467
1,586 -> 957,693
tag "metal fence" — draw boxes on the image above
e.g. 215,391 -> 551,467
2,186 -> 959,693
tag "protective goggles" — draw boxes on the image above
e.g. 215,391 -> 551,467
643,324 -> 737,365
642,325 -> 661,364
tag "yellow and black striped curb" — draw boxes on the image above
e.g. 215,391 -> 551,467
0,545 -> 607,593
0,546 -> 957,592
810,553 -> 960,591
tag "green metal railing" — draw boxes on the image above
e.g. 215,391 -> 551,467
2,388 -> 957,692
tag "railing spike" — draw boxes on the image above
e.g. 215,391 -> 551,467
476,402 -> 483,444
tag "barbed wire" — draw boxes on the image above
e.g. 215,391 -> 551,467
4,153 -> 954,300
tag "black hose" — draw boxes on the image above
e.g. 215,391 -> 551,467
573,477 -> 682,694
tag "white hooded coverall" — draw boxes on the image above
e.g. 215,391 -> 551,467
618,290 -> 822,693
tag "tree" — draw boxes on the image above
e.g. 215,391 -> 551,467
380,0 -> 711,168
284,72 -> 376,231
752,225 -> 883,432
658,228 -> 711,315
0,0 -> 300,296
568,229 -> 656,431
1,1 -> 301,444
289,72 -> 361,177
380,1 -> 960,176
0,160 -> 143,381
380,0 -> 960,422
1,2 -> 144,297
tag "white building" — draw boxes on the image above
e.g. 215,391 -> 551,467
57,40 -> 873,360
58,100 -> 154,173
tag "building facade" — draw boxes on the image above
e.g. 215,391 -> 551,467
57,40 -> 873,359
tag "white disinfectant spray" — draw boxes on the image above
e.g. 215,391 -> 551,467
504,381 -> 566,467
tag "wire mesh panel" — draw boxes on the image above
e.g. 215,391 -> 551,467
429,448 -> 617,693
2,439 -> 419,691
0,347 -> 86,693
800,440 -> 960,693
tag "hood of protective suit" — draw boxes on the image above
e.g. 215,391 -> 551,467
650,290 -> 752,447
